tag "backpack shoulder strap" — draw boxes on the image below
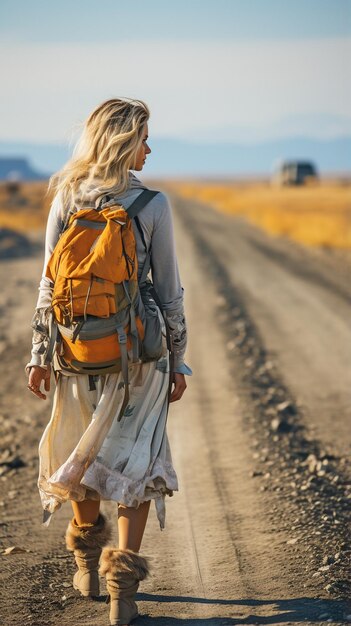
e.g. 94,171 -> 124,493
95,188 -> 159,216
126,189 -> 159,219
126,190 -> 160,284
60,207 -> 76,235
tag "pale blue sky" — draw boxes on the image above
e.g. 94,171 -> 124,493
1,0 -> 350,41
0,0 -> 350,144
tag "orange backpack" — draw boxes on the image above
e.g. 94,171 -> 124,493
44,190 -> 170,420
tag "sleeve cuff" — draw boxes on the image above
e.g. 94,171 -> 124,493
25,359 -> 48,376
173,362 -> 193,376
29,352 -> 43,365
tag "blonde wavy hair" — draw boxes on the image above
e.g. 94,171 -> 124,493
48,97 -> 150,209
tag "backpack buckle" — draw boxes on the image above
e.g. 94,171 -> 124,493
116,328 -> 127,344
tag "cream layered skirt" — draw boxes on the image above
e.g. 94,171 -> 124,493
38,314 -> 178,530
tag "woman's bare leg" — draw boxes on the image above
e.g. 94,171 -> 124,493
117,501 -> 151,552
71,499 -> 100,526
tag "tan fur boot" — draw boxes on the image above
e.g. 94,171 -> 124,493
65,513 -> 112,598
99,548 -> 150,625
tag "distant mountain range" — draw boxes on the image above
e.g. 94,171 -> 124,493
0,157 -> 47,181
0,135 -> 350,180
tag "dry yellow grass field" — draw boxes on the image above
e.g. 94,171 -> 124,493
167,178 -> 351,248
0,181 -> 52,231
0,178 -> 350,249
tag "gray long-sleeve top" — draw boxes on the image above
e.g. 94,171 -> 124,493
28,171 -> 192,376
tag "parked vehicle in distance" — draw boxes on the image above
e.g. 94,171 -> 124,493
272,160 -> 319,186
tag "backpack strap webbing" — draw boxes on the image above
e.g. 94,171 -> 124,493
126,190 -> 175,412
96,189 -> 159,217
126,189 -> 159,218
115,190 -> 160,420
128,190 -> 159,283
148,285 -> 175,412
115,323 -> 130,422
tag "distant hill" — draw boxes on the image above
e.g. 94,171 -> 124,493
0,136 -> 350,178
0,157 -> 47,181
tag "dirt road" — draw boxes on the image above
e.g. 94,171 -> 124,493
0,193 -> 350,625
166,187 -> 351,460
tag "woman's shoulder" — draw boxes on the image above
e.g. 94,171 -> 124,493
138,190 -> 173,232
145,189 -> 172,215
153,190 -> 170,205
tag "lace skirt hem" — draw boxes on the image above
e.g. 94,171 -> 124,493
38,455 -> 177,530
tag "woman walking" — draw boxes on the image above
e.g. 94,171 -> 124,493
25,98 -> 192,625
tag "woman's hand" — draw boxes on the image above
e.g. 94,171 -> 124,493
169,372 -> 187,403
27,365 -> 51,400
